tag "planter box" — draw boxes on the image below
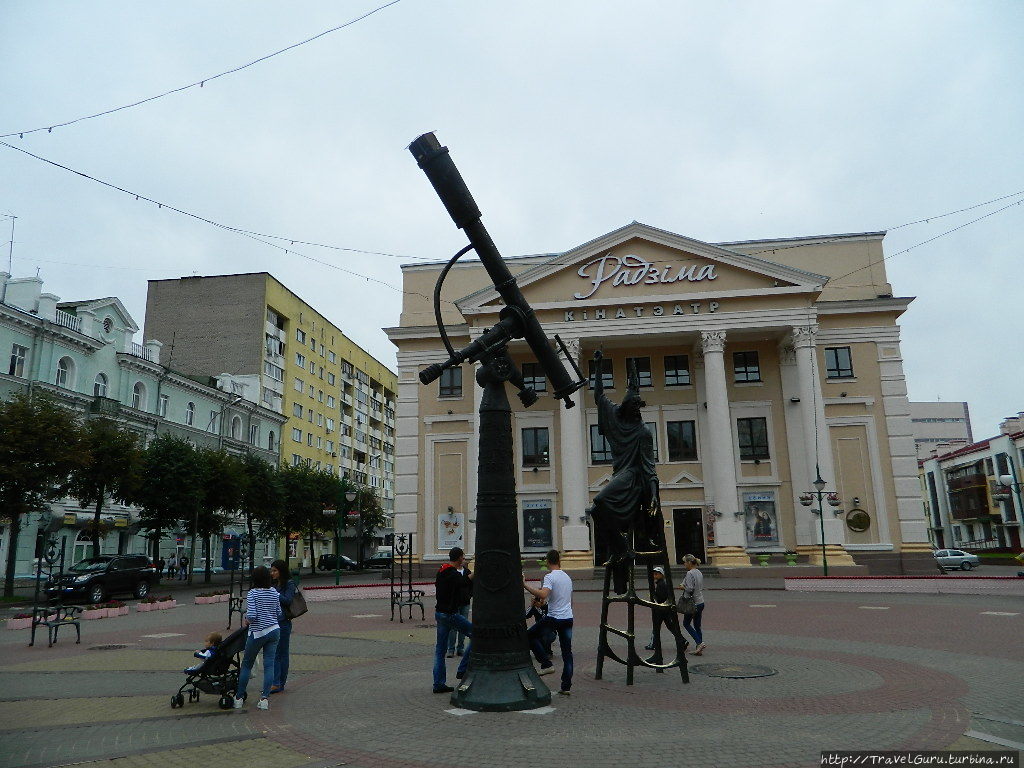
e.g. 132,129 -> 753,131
137,603 -> 156,612
120,606 -> 129,616
105,608 -> 120,618
195,596 -> 211,605
217,594 -> 229,603
6,617 -> 33,630
81,609 -> 106,620
158,601 -> 177,610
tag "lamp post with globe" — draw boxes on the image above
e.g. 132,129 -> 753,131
799,465 -> 842,576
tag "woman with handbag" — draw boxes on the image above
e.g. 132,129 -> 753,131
680,554 -> 706,655
269,559 -> 301,694
234,566 -> 281,711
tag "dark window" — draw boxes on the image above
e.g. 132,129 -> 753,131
590,424 -> 613,464
737,417 -> 770,460
626,357 -> 652,388
522,427 -> 550,466
520,362 -> 547,393
664,354 -> 690,386
824,347 -> 854,379
439,367 -> 462,397
667,421 -> 697,461
588,358 -> 614,390
733,351 -> 761,383
645,422 -> 659,460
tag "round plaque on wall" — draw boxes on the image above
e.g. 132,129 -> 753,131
846,509 -> 871,533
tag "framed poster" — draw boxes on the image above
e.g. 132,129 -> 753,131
743,492 -> 779,548
522,499 -> 552,551
437,508 -> 464,550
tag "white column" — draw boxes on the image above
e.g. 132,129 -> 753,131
778,340 -> 814,547
700,331 -> 747,562
792,324 -> 847,550
557,337 -> 591,551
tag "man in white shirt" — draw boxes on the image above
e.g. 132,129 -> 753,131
523,549 -> 574,695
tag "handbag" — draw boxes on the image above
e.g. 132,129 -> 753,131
284,588 -> 308,620
676,594 -> 695,615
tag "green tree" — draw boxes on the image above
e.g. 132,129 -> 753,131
278,462 -> 340,574
240,453 -> 282,576
131,434 -> 204,564
68,418 -> 143,559
195,449 -> 247,583
351,486 -> 390,566
0,392 -> 84,597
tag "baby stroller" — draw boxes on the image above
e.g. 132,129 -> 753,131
170,626 -> 246,710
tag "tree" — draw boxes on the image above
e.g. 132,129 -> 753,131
131,434 -> 204,564
278,462 -> 340,573
239,453 -> 282,576
195,449 -> 247,583
68,418 -> 143,558
0,392 -> 84,597
351,486 -> 390,566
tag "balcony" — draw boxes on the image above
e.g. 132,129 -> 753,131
89,396 -> 120,416
128,342 -> 156,362
55,308 -> 82,333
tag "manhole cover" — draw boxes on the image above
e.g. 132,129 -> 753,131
87,644 -> 131,651
689,663 -> 777,679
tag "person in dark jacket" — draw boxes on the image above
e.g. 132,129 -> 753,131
269,559 -> 297,694
432,547 -> 473,693
644,566 -> 671,659
446,556 -> 472,658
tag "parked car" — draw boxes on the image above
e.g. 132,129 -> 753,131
317,553 -> 360,571
360,553 -> 393,570
933,549 -> 981,571
46,554 -> 157,603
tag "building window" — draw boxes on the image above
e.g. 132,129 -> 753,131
132,381 -> 147,410
185,402 -> 195,426
310,337 -> 316,351
292,454 -> 302,466
328,351 -> 336,364
296,353 -> 306,368
737,417 -> 770,460
292,428 -> 303,443
263,361 -> 284,381
8,344 -> 27,377
522,427 -> 550,467
293,403 -> 303,417
520,362 -> 547,393
824,347 -> 854,379
590,424 -> 613,464
626,357 -> 653,387
326,395 -> 335,408
318,390 -> 324,403
664,355 -> 690,386
318,366 -> 324,379
667,420 -> 697,461
327,372 -> 336,386
307,433 -> 313,446
296,329 -> 306,343
93,373 -> 108,398
643,422 -> 659,460
316,436 -> 322,449
326,418 -> 335,432
327,439 -> 335,453
309,360 -> 316,375
230,416 -> 242,440
588,358 -> 614,389
439,367 -> 462,398
56,356 -> 76,389
158,394 -> 169,417
733,351 -> 761,383
294,377 -> 304,392
317,413 -> 324,427
268,430 -> 276,451
209,410 -> 219,432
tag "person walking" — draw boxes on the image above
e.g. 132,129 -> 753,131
166,553 -> 177,581
432,547 -> 473,693
234,566 -> 281,711
269,559 -> 297,695
680,554 -> 706,655
446,554 -> 472,658
178,555 -> 189,581
156,556 -> 165,580
523,549 -> 574,695
645,565 -> 672,656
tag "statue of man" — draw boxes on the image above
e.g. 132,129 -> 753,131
587,351 -> 663,594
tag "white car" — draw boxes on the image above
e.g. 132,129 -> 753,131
933,549 -> 980,571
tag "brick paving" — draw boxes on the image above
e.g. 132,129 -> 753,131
0,584 -> 1020,767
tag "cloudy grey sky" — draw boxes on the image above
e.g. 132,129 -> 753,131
2,1 -> 1021,438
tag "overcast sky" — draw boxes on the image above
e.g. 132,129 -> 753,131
2,1 -> 1021,438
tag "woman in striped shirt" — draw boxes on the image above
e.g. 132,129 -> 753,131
234,566 -> 282,711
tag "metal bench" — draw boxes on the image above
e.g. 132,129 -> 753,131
31,605 -> 81,648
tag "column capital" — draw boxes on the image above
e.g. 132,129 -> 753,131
559,336 -> 582,360
700,330 -> 727,354
791,324 -> 819,349
778,342 -> 797,366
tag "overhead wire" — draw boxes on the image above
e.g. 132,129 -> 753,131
0,0 -> 403,140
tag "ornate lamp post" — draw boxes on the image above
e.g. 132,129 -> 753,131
799,465 -> 842,576
345,488 -> 359,570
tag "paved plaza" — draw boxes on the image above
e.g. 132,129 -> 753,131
1,582 -> 1021,768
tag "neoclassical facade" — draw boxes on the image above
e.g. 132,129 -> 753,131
386,223 -> 928,572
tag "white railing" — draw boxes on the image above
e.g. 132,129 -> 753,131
129,342 -> 155,362
54,308 -> 82,332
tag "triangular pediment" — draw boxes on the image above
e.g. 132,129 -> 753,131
458,222 -> 828,313
58,297 -> 139,332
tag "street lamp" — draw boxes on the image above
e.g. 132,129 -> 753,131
997,473 -> 1023,520
345,488 -> 359,569
322,507 -> 339,585
799,465 -> 842,576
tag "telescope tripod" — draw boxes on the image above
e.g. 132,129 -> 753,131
595,531 -> 690,686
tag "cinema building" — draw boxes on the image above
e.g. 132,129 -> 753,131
385,223 -> 928,573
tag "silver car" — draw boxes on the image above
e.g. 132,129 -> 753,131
933,549 -> 981,571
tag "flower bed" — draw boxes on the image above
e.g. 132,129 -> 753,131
195,591 -> 230,605
137,595 -> 177,612
6,613 -> 34,630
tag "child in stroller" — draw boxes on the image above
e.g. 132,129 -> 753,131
171,626 -> 246,710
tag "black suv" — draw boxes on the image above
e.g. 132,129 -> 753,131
47,554 -> 157,604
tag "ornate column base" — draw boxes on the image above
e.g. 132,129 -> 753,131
799,544 -> 857,567
707,546 -> 753,567
558,550 -> 594,571
898,542 -> 934,554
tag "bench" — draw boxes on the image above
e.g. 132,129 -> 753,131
391,588 -> 426,623
31,605 -> 81,648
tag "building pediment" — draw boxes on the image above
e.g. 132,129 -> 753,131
58,297 -> 140,333
458,222 -> 828,315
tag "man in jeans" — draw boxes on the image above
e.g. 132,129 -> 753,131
433,547 -> 473,693
523,549 -> 574,695
446,555 -> 472,658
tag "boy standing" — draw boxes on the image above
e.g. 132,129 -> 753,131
523,549 -> 574,695
433,547 -> 473,693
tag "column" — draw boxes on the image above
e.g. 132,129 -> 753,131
791,324 -> 852,563
700,330 -> 749,566
557,337 -> 592,557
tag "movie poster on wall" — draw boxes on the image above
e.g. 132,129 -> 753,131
437,508 -> 464,550
522,499 -> 553,550
743,492 -> 779,548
